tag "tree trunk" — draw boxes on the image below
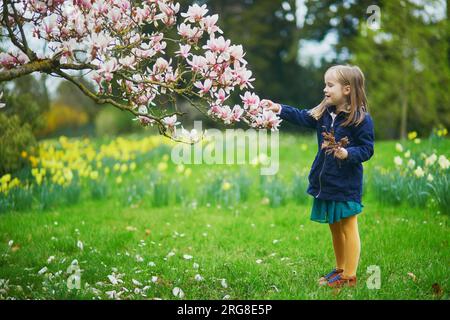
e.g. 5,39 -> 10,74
400,86 -> 408,140
447,0 -> 450,66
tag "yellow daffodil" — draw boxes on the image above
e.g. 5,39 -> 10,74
64,169 -> 73,182
394,156 -> 403,166
435,127 -> 448,137
176,164 -> 185,174
438,155 -> 449,170
222,181 -> 232,191
425,154 -> 437,166
1,174 -> 11,184
29,156 -> 38,167
414,166 -> 425,178
90,171 -> 99,180
408,131 -> 417,140
157,162 -> 168,171
58,176 -> 65,186
35,175 -> 43,186
407,159 -> 415,169
9,178 -> 20,188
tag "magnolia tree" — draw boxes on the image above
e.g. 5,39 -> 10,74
0,0 -> 282,143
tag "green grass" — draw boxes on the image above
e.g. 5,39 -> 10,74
0,133 -> 449,300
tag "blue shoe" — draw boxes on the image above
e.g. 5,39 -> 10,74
327,273 -> 357,288
318,268 -> 343,286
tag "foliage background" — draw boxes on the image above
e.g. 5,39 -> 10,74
1,0 -> 449,169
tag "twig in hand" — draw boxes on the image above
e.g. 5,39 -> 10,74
321,127 -> 350,158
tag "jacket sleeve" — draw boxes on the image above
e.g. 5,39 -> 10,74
278,104 -> 317,129
345,113 -> 375,164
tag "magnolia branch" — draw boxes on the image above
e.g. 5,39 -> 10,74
8,0 -> 35,60
53,69 -> 194,144
0,59 -> 56,81
2,1 -> 26,55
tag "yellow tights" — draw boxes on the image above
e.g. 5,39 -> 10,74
329,215 -> 361,278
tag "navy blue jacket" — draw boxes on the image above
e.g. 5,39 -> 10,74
279,104 -> 375,204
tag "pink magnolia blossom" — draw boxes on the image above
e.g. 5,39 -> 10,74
165,69 -> 178,83
74,0 -> 92,9
0,53 -> 17,69
260,110 -> 283,131
203,36 -> 230,54
162,115 -> 181,129
234,65 -> 255,89
98,58 -> 119,82
133,115 -> 155,127
214,89 -> 229,104
188,55 -> 208,73
177,23 -> 203,43
229,45 -> 245,62
194,79 -> 213,96
200,14 -> 223,35
219,105 -> 233,124
43,14 -> 59,37
181,4 -> 208,23
231,105 -> 244,122
153,57 -> 171,74
240,92 -> 260,110
119,55 -> 136,70
175,44 -> 191,59
156,1 -> 180,26
0,51 -> 29,69
204,51 -> 217,66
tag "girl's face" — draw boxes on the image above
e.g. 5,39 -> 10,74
323,71 -> 350,107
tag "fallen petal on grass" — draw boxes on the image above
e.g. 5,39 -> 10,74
172,287 -> 185,298
221,279 -> 228,288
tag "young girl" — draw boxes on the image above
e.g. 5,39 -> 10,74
262,65 -> 374,288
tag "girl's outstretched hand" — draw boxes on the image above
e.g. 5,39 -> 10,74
261,99 -> 281,113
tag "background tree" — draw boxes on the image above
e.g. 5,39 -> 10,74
302,0 -> 382,62
351,0 -> 449,139
0,74 -> 49,175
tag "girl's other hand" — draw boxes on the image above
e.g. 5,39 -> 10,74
261,99 -> 281,113
334,147 -> 348,160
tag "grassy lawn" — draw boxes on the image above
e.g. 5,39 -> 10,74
0,133 -> 448,300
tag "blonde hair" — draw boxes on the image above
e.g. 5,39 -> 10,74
308,65 -> 368,127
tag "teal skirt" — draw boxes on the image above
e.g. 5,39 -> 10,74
310,198 -> 363,224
